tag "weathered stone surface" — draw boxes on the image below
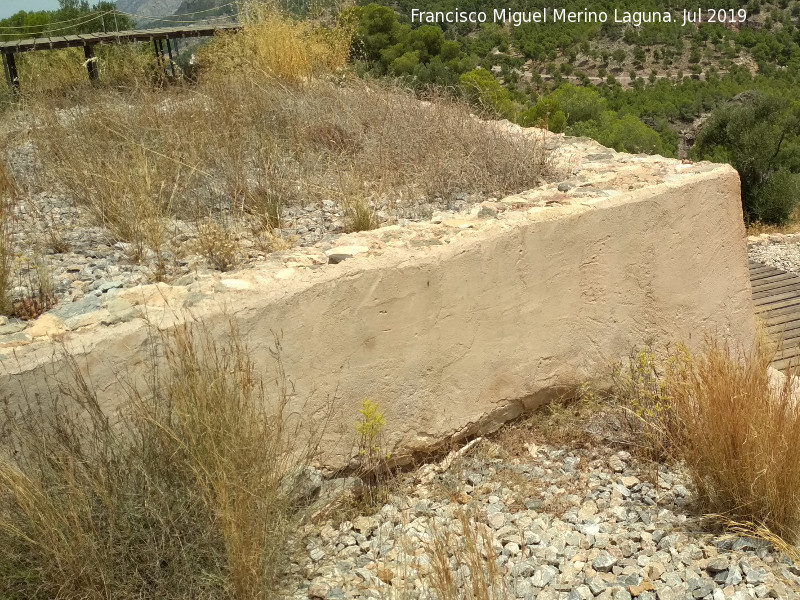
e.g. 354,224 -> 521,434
324,246 -> 369,264
26,314 -> 66,338
50,294 -> 102,320
0,332 -> 32,347
0,319 -> 26,335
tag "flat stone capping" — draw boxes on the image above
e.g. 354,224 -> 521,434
0,133 -> 756,468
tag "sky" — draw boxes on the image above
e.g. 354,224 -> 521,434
0,1 -> 63,20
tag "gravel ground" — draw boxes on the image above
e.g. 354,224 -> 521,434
7,185 -> 483,310
748,237 -> 800,275
289,434 -> 800,600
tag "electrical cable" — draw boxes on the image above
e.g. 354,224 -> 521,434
118,2 -> 239,21
0,10 -> 113,30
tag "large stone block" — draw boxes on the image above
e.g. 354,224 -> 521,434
0,145 -> 755,468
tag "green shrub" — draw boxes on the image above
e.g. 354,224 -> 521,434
459,68 -> 517,119
750,168 -> 800,223
568,112 -> 664,154
691,91 -> 800,224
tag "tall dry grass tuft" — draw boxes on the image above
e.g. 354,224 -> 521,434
31,100 -> 195,262
0,157 -> 15,315
11,44 -> 160,102
664,338 -> 800,544
0,324 -> 319,599
427,508 -> 509,600
199,0 -> 352,84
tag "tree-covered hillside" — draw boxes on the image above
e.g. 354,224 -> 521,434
0,1 -> 133,41
346,0 -> 800,223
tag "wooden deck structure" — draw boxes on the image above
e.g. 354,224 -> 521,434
1,23 -> 241,90
750,259 -> 800,370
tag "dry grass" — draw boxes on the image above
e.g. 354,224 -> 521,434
611,337 -> 800,545
15,8 -> 552,276
664,338 -> 800,544
427,508 -> 510,600
8,43 -> 161,102
199,1 -> 351,84
0,324 -> 320,599
610,345 -> 677,463
490,385 -> 606,453
195,217 -> 241,272
0,157 -> 13,315
9,254 -> 57,320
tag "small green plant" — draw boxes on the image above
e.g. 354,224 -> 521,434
355,399 -> 387,463
353,399 -> 391,504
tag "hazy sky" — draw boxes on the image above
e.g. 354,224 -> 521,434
0,1 -> 63,20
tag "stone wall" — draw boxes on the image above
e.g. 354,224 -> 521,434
0,135 -> 756,468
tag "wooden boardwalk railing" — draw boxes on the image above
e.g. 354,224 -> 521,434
1,23 -> 241,90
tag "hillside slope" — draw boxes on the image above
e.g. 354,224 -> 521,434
114,0 -> 184,19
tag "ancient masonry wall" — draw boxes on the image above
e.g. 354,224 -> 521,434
0,135 -> 756,468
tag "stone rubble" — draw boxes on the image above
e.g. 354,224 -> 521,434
290,439 -> 800,600
748,233 -> 800,274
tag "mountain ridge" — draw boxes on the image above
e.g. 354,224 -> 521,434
114,0 -> 234,23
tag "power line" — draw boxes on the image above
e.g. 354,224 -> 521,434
0,13 -> 111,37
117,13 -> 236,25
122,2 -> 239,19
0,2 -> 239,33
0,10 -> 114,31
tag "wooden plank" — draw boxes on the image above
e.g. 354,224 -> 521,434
771,345 -> 800,363
751,274 -> 795,287
771,356 -> 800,372
753,275 -> 800,291
753,281 -> 800,298
755,295 -> 800,312
750,263 -> 784,273
765,318 -> 800,338
750,263 -> 786,274
754,283 -> 800,300
755,289 -> 800,307
764,310 -> 800,327
751,270 -> 793,283
752,274 -> 800,289
749,265 -> 778,275
774,330 -> 800,347
750,270 -> 781,280
761,304 -> 800,320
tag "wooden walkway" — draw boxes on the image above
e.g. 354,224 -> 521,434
750,259 -> 800,370
1,23 -> 241,90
